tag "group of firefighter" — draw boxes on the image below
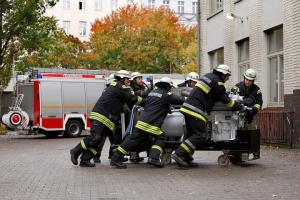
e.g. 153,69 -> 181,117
70,64 -> 263,169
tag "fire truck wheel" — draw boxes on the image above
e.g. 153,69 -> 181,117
64,120 -> 82,138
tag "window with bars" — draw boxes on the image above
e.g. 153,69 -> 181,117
210,0 -> 224,15
79,21 -> 87,37
267,26 -> 284,104
95,0 -> 102,11
237,39 -> 250,81
63,0 -> 70,10
178,1 -> 184,13
63,21 -> 70,35
209,48 -> 224,70
148,0 -> 155,8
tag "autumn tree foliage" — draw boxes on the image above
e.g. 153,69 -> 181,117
90,5 -> 196,73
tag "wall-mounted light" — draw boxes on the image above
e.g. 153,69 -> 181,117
226,13 -> 248,23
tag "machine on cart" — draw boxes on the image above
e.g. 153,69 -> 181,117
126,93 -> 260,167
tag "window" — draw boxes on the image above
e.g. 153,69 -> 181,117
148,0 -> 155,8
163,0 -> 170,9
237,39 -> 250,80
79,21 -> 87,37
192,2 -> 198,14
267,27 -> 284,104
95,0 -> 102,11
127,0 -> 133,4
63,21 -> 70,35
209,48 -> 224,69
111,0 -> 118,11
210,0 -> 224,15
178,1 -> 184,13
63,0 -> 70,10
79,0 -> 86,10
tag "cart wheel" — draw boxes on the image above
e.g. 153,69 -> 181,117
218,154 -> 230,167
161,153 -> 172,165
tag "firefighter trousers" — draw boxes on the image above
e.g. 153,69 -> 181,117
80,120 -> 115,161
174,114 -> 208,161
94,126 -> 123,159
115,128 -> 164,161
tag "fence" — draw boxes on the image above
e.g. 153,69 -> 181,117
252,108 -> 294,146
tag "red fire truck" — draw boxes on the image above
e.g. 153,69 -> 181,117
2,72 -> 106,137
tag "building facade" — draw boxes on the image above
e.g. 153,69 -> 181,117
199,0 -> 300,147
45,0 -> 198,41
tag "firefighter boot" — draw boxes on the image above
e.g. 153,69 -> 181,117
93,153 -> 101,163
109,145 -> 128,162
172,153 -> 188,167
148,158 -> 164,168
79,151 -> 95,167
70,143 -> 84,165
110,152 -> 127,169
148,147 -> 164,168
185,154 -> 198,168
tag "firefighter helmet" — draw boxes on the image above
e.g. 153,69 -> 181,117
244,68 -> 257,80
155,77 -> 173,88
215,64 -> 231,75
130,72 -> 143,81
115,70 -> 131,79
106,73 -> 115,85
186,72 -> 199,82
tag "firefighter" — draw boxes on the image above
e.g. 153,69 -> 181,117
70,70 -> 144,167
231,68 -> 263,124
130,72 -> 153,97
110,77 -> 185,169
172,64 -> 242,167
177,72 -> 199,88
93,73 -> 122,164
128,71 -> 154,162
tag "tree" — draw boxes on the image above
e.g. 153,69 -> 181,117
0,0 -> 58,89
90,5 -> 196,73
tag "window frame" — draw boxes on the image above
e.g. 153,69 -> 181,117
63,0 -> 70,10
63,20 -> 70,35
178,1 -> 185,14
79,21 -> 87,37
95,0 -> 102,11
266,26 -> 284,106
163,0 -> 170,9
208,47 -> 224,70
111,0 -> 118,11
210,0 -> 224,16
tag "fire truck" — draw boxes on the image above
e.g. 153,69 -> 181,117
2,72 -> 106,137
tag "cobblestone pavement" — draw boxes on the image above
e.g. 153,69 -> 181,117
0,132 -> 299,200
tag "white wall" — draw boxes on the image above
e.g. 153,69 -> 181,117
206,13 -> 225,52
262,0 -> 283,31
